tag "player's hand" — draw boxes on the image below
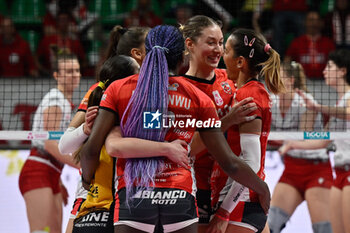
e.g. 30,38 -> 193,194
59,180 -> 69,206
228,97 -> 257,125
278,141 -> 293,156
206,208 -> 229,233
258,181 -> 271,214
295,88 -> 320,112
84,106 -> 99,135
166,139 -> 190,168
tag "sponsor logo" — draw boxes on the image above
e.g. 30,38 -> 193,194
49,131 -> 64,140
221,81 -> 232,94
78,212 -> 109,226
27,132 -> 34,140
169,83 -> 179,91
143,110 -> 221,129
318,177 -> 324,184
304,131 -> 330,140
168,94 -> 191,109
133,190 -> 187,205
212,90 -> 223,106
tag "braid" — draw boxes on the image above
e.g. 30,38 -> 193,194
120,25 -> 184,201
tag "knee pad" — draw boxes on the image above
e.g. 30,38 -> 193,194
312,221 -> 332,233
268,206 -> 290,233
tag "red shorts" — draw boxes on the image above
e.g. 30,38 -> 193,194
333,165 -> 350,190
279,155 -> 333,197
19,155 -> 62,195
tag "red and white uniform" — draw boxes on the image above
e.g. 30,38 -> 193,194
184,69 -> 235,191
270,92 -> 333,196
330,91 -> 350,189
19,88 -> 73,195
100,74 -> 220,196
211,80 -> 271,216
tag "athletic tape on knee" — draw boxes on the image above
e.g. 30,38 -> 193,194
312,221 -> 333,233
268,206 -> 290,233
220,180 -> 247,213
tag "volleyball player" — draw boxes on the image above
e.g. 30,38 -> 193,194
58,26 -> 149,233
18,53 -> 80,233
280,49 -> 350,233
180,16 -> 258,232
208,28 -> 285,233
80,25 -> 270,233
268,61 -> 333,233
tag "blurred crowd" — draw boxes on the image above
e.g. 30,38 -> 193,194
0,0 -> 349,79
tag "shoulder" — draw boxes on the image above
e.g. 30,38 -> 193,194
214,68 -> 228,80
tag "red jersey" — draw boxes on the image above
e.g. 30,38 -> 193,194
286,35 -> 335,79
77,83 -> 98,112
100,74 -> 219,196
184,69 -> 235,190
0,34 -> 37,77
211,80 -> 271,205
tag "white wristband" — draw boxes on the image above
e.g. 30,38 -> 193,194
220,181 -> 247,213
58,124 -> 88,155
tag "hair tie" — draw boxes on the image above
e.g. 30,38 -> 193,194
264,43 -> 271,54
119,28 -> 128,35
152,45 -> 169,53
98,79 -> 109,90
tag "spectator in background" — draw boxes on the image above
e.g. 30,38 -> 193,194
0,17 -> 38,77
324,0 -> 350,49
37,11 -> 86,76
175,4 -> 194,25
43,0 -> 78,37
254,0 -> 308,58
285,10 -> 335,80
123,0 -> 162,28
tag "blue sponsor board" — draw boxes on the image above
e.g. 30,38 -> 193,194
304,131 -> 330,140
49,131 -> 64,140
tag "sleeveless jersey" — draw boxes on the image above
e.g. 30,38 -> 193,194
270,92 -> 328,160
77,146 -> 116,218
100,74 -> 219,196
32,88 -> 73,150
329,91 -> 350,166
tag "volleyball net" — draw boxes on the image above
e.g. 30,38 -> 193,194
0,0 -> 348,149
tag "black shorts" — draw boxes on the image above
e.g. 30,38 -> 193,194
72,208 -> 114,233
216,201 -> 267,233
114,188 -> 198,232
196,189 -> 212,224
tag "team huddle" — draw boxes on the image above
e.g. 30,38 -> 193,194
17,14 -> 350,233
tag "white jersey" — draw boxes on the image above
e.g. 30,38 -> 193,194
32,88 -> 73,150
329,91 -> 350,166
271,93 -> 328,160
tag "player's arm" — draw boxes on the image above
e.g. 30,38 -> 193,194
43,106 -> 79,168
221,97 -> 257,132
105,126 -> 189,167
190,97 -> 257,157
199,128 -> 270,214
58,106 -> 98,155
